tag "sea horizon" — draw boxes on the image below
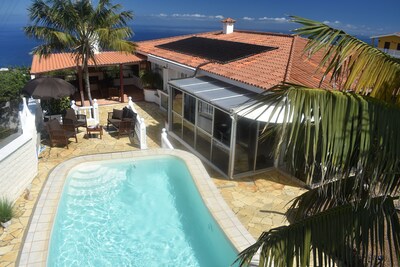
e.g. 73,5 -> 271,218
0,23 -> 370,68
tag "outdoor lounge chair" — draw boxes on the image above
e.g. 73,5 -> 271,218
107,107 -> 137,139
64,108 -> 87,130
45,119 -> 78,148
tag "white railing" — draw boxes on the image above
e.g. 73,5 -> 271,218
71,99 -> 99,126
128,97 -> 147,149
161,128 -> 174,149
378,48 -> 400,58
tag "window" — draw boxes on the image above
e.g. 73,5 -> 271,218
171,87 -> 183,115
397,43 -> 400,51
213,109 -> 231,147
183,94 -> 196,124
384,41 -> 390,50
197,101 -> 213,134
153,63 -> 163,75
198,102 -> 213,116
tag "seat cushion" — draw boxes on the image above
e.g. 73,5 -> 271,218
122,107 -> 130,118
112,109 -> 123,120
123,108 -> 137,120
108,118 -> 122,127
64,108 -> 77,122
48,119 -> 62,131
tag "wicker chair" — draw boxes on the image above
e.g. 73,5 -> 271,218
64,108 -> 87,130
45,119 -> 77,148
107,107 -> 137,139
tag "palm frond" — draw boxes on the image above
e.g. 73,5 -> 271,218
25,0 -> 135,59
290,16 -> 400,104
235,196 -> 400,267
239,84 -> 400,199
286,176 -> 369,221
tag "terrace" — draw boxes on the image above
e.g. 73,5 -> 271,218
0,100 -> 305,266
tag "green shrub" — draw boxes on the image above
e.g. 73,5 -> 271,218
41,97 -> 71,115
0,198 -> 14,223
0,67 -> 30,102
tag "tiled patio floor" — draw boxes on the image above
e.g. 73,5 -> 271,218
0,101 -> 306,266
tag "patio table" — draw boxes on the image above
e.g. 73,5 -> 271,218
86,125 -> 103,139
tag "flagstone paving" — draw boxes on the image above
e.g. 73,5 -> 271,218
0,101 -> 306,266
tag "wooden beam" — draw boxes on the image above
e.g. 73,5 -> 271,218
119,64 -> 124,102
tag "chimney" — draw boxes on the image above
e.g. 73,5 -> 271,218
221,18 -> 236,34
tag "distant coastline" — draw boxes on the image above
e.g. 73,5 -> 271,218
0,23 -> 370,68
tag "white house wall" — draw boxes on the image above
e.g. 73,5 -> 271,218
0,99 -> 39,202
147,54 -> 195,90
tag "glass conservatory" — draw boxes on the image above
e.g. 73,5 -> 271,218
168,76 -> 279,178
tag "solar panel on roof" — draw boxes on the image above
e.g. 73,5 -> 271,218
156,36 -> 277,64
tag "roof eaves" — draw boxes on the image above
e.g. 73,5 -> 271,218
370,32 -> 400,39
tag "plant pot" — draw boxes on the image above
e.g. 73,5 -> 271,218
143,88 -> 158,103
1,220 -> 11,228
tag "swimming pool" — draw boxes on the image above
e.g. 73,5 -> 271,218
48,156 -> 237,266
19,150 -> 255,266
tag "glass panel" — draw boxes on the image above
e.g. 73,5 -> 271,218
256,124 -> 276,170
171,113 -> 182,138
196,129 -> 211,160
0,100 -> 22,149
197,101 -> 213,134
183,120 -> 195,147
183,94 -> 196,124
234,118 -> 258,175
212,140 -> 230,175
172,87 -> 183,115
213,109 -> 231,147
160,93 -> 168,110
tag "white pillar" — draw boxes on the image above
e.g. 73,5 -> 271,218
139,118 -> 147,149
93,99 -> 99,125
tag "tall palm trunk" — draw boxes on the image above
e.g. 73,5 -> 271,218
83,53 -> 93,107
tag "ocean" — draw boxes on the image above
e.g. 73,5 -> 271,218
0,23 -> 371,68
0,24 -> 219,68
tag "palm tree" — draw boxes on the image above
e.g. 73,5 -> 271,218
235,17 -> 400,266
25,0 -> 136,106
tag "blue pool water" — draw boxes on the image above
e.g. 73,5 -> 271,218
48,156 -> 238,266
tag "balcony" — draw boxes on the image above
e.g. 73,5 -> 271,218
378,48 -> 400,58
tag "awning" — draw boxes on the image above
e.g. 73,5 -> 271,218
168,76 -> 289,123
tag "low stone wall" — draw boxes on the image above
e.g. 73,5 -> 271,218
0,98 -> 39,202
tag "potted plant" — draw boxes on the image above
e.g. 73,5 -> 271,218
41,96 -> 71,122
0,198 -> 14,228
139,70 -> 163,103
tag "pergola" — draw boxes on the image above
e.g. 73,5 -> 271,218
30,51 -> 146,103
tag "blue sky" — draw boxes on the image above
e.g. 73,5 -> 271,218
0,0 -> 398,37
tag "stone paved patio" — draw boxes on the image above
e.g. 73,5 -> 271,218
0,101 -> 306,266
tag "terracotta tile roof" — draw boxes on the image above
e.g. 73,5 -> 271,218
136,30 -> 330,90
286,37 -> 332,89
31,51 -> 145,74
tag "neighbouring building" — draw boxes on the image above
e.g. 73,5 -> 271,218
371,32 -> 400,58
